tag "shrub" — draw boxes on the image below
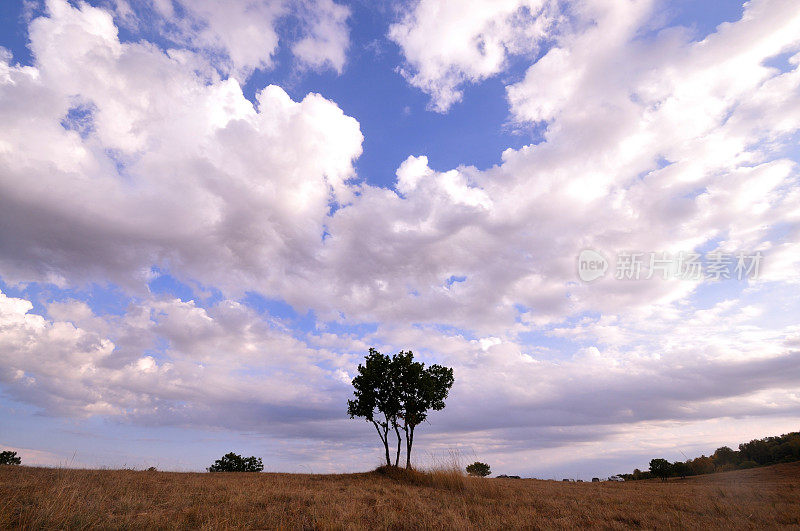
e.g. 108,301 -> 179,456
0,451 -> 21,466
466,461 -> 491,477
208,452 -> 263,472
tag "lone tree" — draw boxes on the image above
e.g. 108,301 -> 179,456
347,348 -> 402,467
347,348 -> 454,469
0,451 -> 21,466
466,461 -> 491,477
649,458 -> 672,481
208,452 -> 263,472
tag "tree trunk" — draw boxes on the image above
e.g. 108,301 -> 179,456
393,423 -> 402,467
404,425 -> 415,469
409,427 -> 415,468
372,420 -> 391,466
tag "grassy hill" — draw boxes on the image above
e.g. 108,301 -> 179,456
2,462 -> 799,528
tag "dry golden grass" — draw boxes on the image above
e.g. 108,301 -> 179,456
2,461 -> 799,529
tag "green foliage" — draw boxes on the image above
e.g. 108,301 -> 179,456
347,348 -> 454,468
466,461 -> 491,477
671,460 -> 689,479
0,451 -> 21,466
649,458 -> 672,481
617,468 -> 653,481
713,446 -> 739,467
688,455 -> 715,475
207,452 -> 263,472
739,433 -> 800,465
347,349 -> 400,424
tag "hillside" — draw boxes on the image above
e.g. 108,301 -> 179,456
2,462 -> 799,528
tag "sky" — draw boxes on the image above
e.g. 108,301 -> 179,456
0,0 -> 799,480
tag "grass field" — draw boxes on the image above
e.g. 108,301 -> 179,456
2,462 -> 799,529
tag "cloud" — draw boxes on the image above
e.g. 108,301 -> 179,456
307,0 -> 800,329
2,285 -> 799,460
291,0 -> 350,73
170,0 -> 286,79
0,0 -> 362,295
0,289 -> 360,434
102,0 -> 350,79
8,0 -> 798,332
389,0 -> 560,111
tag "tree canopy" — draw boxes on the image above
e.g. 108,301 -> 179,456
0,451 -> 21,466
649,458 -> 672,481
207,452 -> 263,472
466,461 -> 491,477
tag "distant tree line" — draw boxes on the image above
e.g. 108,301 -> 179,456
617,431 -> 800,481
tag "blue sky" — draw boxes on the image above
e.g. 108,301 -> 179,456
0,0 -> 799,479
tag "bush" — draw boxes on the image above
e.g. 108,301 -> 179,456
466,461 -> 491,477
208,452 -> 263,472
0,451 -> 21,466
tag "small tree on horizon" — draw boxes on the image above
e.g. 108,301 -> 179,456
0,451 -> 21,466
649,458 -> 672,481
207,452 -> 263,472
466,461 -> 491,477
